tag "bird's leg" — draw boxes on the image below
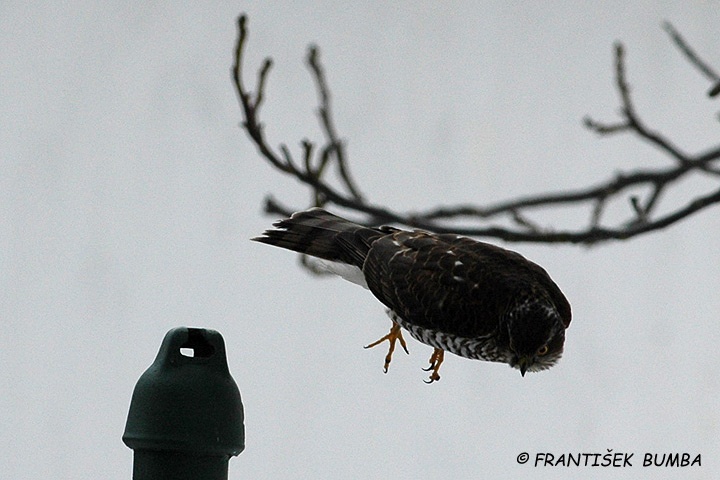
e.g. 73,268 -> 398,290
422,348 -> 445,383
364,322 -> 409,373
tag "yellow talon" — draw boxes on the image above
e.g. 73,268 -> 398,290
364,323 -> 409,373
422,348 -> 445,383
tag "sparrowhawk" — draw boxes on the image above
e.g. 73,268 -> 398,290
253,208 -> 571,382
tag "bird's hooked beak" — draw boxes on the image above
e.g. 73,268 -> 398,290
517,356 -> 531,377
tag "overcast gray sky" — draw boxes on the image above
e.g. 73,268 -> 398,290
2,2 -> 719,479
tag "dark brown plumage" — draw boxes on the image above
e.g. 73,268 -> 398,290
253,208 -> 571,381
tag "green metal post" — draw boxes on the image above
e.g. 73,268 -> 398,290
123,327 -> 245,480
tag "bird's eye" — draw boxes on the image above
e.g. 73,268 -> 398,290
537,345 -> 549,356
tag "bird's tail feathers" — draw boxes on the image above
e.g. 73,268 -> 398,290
252,208 -> 382,267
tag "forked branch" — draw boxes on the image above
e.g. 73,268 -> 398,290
233,15 -> 720,244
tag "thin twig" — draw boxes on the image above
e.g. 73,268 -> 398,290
663,21 -> 719,82
306,46 -> 364,201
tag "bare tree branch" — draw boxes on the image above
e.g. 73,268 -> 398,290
662,21 -> 720,97
233,14 -> 720,245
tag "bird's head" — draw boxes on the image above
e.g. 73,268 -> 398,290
506,297 -> 566,376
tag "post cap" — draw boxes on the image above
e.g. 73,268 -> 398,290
123,327 -> 245,457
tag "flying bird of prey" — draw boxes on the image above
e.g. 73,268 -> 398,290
253,208 -> 571,382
